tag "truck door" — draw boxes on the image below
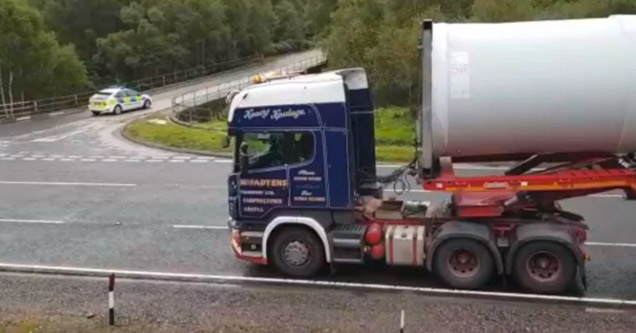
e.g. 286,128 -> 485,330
288,131 -> 327,208
237,131 -> 289,219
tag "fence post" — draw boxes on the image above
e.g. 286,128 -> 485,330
33,100 -> 38,114
74,94 -> 78,106
162,75 -> 166,87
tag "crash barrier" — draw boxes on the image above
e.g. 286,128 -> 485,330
170,53 -> 327,126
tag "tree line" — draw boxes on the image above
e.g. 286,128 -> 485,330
324,0 -> 636,106
0,0 -> 334,108
1,0 -> 634,111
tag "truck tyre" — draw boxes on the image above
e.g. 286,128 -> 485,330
270,226 -> 325,278
433,238 -> 494,289
512,241 -> 576,294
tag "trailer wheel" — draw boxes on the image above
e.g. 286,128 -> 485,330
512,241 -> 576,294
270,227 -> 325,278
433,238 -> 494,289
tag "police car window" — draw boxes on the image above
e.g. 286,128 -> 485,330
125,89 -> 138,96
115,91 -> 125,98
243,132 -> 285,170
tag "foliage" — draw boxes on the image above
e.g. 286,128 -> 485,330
0,0 -> 89,116
325,0 -> 636,107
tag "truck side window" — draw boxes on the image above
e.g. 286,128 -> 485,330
290,133 -> 314,164
243,132 -> 285,170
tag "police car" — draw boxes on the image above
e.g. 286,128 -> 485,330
88,87 -> 152,116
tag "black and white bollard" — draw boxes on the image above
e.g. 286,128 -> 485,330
400,310 -> 405,333
108,273 -> 115,325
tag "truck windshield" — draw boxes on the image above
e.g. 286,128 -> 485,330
240,132 -> 314,170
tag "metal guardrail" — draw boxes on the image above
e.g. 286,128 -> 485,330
171,53 -> 327,125
0,56 -> 260,121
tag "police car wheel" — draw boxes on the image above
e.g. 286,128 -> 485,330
143,100 -> 151,109
113,105 -> 123,115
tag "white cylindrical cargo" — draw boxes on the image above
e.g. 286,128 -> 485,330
426,15 -> 636,160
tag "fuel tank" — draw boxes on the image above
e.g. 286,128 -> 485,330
422,15 -> 636,162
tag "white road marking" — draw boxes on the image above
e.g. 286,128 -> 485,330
109,156 -> 126,159
22,158 -> 37,161
190,160 -> 208,163
172,225 -> 228,230
31,155 -> 45,158
215,159 -> 232,164
0,181 -> 136,187
88,156 -> 104,159
16,116 -> 31,121
150,156 -> 170,160
41,158 -> 55,161
194,156 -> 215,160
587,242 -> 636,248
0,157 -> 15,161
60,158 -> 75,162
103,159 -> 117,162
68,155 -> 81,159
145,160 -> 162,163
585,307 -> 626,314
124,159 -> 141,162
0,219 -> 64,224
51,155 -> 64,158
80,158 -> 97,162
169,160 -> 185,163
31,128 -> 88,143
49,111 -> 65,116
1,263 -> 636,307
172,156 -> 192,160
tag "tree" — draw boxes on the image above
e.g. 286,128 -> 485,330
0,0 -> 88,116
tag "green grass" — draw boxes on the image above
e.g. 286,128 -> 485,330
125,116 -> 232,154
126,107 -> 415,162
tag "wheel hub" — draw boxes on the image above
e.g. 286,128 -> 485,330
526,251 -> 561,282
448,249 -> 480,278
282,241 -> 310,267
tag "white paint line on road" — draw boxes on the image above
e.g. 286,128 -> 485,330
190,160 -> 209,163
194,157 -> 216,160
0,157 -> 15,161
169,160 -> 185,163
1,263 -> 636,308
80,158 -> 97,162
41,158 -> 55,161
585,307 -> 626,314
172,225 -> 228,230
172,156 -> 192,160
0,181 -> 136,187
0,219 -> 64,225
109,156 -> 126,159
68,155 -> 81,159
50,155 -> 64,158
124,159 -> 141,162
150,156 -> 170,160
49,111 -> 65,116
31,155 -> 45,158
16,116 -> 31,121
587,242 -> 636,248
22,158 -> 37,161
31,128 -> 88,143
103,159 -> 117,162
215,159 -> 232,164
145,159 -> 162,163
60,158 -> 75,162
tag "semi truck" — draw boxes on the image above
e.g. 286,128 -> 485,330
224,16 -> 636,294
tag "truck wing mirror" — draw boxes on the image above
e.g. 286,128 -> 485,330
239,142 -> 249,174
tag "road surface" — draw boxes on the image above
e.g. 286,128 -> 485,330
2,50 -> 636,330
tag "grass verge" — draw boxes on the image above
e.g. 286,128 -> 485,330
124,107 -> 415,162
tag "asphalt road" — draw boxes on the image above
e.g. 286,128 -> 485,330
2,49 -> 636,329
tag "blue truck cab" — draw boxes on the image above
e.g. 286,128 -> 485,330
226,68 -> 380,274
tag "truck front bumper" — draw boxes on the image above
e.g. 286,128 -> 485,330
228,218 -> 267,265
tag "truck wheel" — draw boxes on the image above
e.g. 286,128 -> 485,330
270,227 -> 325,278
433,238 -> 494,289
512,241 -> 576,294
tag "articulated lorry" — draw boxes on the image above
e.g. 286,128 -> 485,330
224,16 -> 636,294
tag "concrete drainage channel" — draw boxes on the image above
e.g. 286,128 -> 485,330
1,263 -> 635,309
